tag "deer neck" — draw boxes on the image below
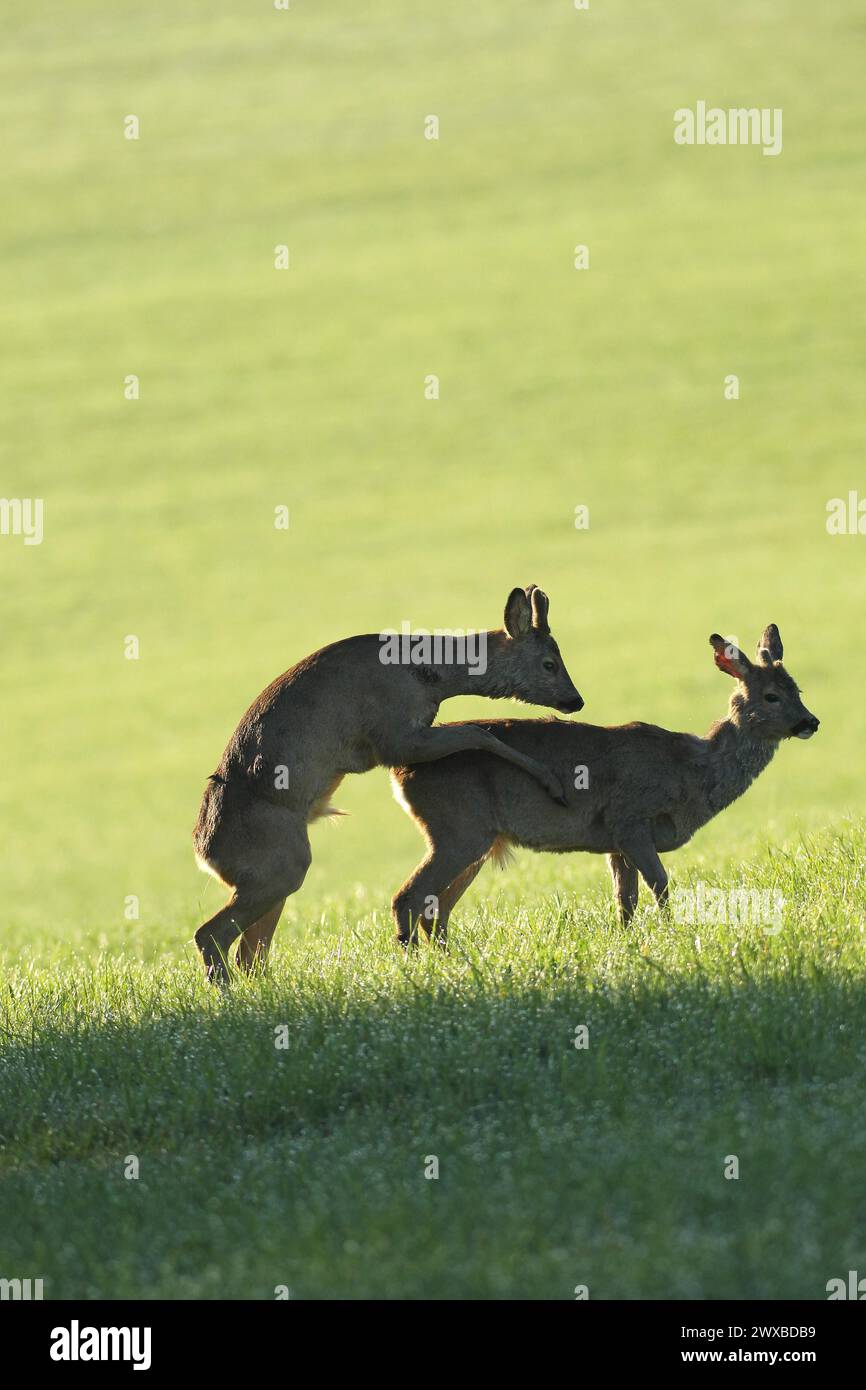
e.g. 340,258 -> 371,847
429,630 -> 519,700
704,710 -> 778,815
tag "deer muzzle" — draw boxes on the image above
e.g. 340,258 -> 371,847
558,694 -> 585,714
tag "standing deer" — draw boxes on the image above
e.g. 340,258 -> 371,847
390,626 -> 819,942
193,585 -> 583,981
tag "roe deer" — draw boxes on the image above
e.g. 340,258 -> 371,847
193,585 -> 584,981
390,626 -> 819,942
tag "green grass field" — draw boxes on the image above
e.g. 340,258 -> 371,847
1,1 -> 865,1299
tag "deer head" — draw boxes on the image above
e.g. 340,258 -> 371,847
500,584 -> 584,714
709,626 -> 819,741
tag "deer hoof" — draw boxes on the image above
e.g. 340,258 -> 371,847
544,775 -> 568,806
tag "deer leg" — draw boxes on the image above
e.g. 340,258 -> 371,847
195,809 -> 311,985
427,858 -> 487,946
392,840 -> 492,947
607,853 -> 639,923
620,838 -> 668,911
235,898 -> 286,973
392,726 -> 568,806
195,889 -> 282,986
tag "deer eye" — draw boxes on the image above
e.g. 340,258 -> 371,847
764,693 -> 780,704
542,659 -> 557,673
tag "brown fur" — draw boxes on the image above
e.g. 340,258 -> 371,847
192,585 -> 584,982
390,626 -> 819,941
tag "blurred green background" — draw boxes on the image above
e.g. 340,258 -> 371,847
1,0 -> 863,961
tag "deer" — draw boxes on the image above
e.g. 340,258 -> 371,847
192,585 -> 584,982
390,626 -> 819,943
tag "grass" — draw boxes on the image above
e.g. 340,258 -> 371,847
0,1 -> 864,1297
2,827 -> 866,1298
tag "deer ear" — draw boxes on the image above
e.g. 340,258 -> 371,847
756,623 -> 783,665
504,587 -> 532,639
709,633 -> 751,680
527,585 -> 550,634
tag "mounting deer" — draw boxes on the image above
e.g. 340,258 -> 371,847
391,626 -> 819,942
193,585 -> 583,981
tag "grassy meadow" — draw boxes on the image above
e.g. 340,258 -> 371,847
1,0 -> 865,1298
